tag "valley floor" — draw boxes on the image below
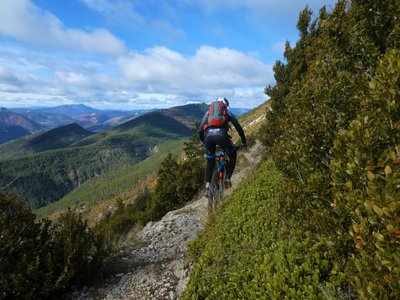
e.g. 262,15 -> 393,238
66,141 -> 263,300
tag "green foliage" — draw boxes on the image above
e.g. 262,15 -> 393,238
0,145 -> 136,209
149,153 -> 181,220
35,139 -> 185,218
257,1 -> 400,298
146,123 -> 204,220
331,50 -> 400,299
50,209 -> 108,290
0,193 -> 108,299
183,161 -> 344,299
94,188 -> 152,243
0,193 -> 53,299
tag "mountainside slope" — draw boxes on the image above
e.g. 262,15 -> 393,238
0,103 -> 207,209
73,103 -> 207,148
0,125 -> 31,144
35,139 -> 185,219
0,123 -> 93,158
0,108 -> 43,132
18,110 -> 76,129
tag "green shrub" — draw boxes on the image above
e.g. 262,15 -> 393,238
0,193 -> 53,299
331,50 -> 400,299
50,209 -> 108,290
0,193 -> 108,299
257,1 -> 400,297
94,188 -> 152,243
183,161 -> 346,299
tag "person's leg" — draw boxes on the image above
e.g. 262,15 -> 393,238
204,135 -> 216,193
223,136 -> 236,179
227,150 -> 237,179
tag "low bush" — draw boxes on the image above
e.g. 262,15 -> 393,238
0,193 -> 108,299
183,161 -> 346,299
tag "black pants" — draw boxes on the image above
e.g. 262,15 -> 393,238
204,128 -> 236,183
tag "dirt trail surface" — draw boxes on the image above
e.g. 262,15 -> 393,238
68,141 -> 263,300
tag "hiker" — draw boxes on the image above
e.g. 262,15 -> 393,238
199,97 -> 247,197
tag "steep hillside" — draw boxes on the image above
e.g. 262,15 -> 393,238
0,103 -> 207,209
0,107 -> 43,132
0,125 -> 31,144
0,123 -> 93,158
35,139 -> 185,220
228,101 -> 269,144
72,103 -> 207,148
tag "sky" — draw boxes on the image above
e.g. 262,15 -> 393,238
0,0 -> 337,110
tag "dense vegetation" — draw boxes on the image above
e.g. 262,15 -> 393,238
0,193 -> 108,299
0,125 -> 205,299
0,145 -> 136,208
35,139 -> 185,218
183,161 -> 331,298
185,1 -> 399,298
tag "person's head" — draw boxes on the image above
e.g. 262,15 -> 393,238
216,97 -> 229,107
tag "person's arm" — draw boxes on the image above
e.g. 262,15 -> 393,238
198,112 -> 208,141
228,111 -> 246,144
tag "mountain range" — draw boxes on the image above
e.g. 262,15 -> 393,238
1,104 -> 250,145
0,103 -> 208,209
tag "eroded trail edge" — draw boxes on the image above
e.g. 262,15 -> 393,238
69,141 -> 263,300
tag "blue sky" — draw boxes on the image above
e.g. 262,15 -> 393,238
0,0 -> 337,110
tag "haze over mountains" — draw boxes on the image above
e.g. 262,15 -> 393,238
0,104 -> 148,144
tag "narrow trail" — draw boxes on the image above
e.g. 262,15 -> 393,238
68,141 -> 264,300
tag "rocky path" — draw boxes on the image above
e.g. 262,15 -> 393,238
68,141 -> 263,300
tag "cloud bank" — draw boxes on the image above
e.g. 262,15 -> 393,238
0,44 -> 273,109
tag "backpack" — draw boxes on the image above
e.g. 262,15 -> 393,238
205,101 -> 228,129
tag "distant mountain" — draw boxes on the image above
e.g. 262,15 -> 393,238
0,107 -> 43,132
36,104 -> 100,118
0,123 -> 93,158
10,105 -> 148,131
0,125 -> 31,144
105,111 -> 144,126
0,103 -> 208,209
20,110 -> 75,129
76,112 -> 110,127
26,123 -> 93,152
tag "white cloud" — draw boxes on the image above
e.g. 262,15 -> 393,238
0,0 -> 126,55
0,44 -> 273,109
117,46 -> 273,91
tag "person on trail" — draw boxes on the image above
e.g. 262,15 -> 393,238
199,97 -> 247,197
